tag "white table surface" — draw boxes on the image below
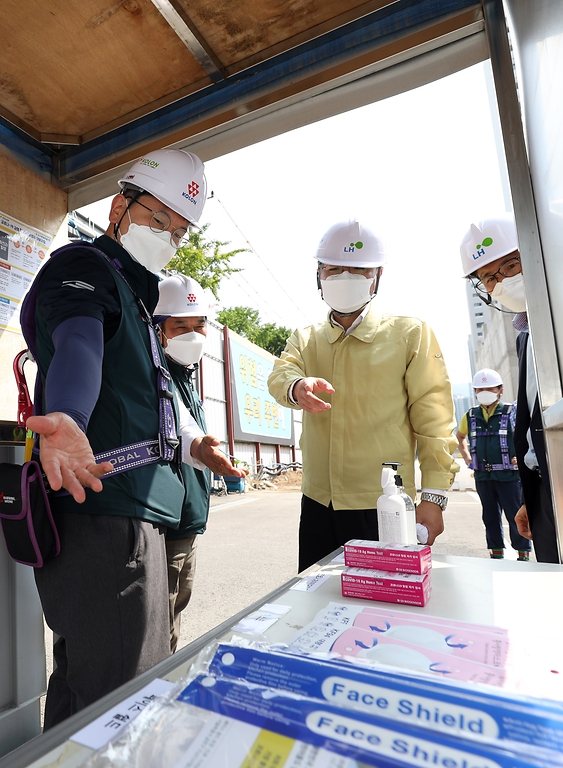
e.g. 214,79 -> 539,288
7,555 -> 563,768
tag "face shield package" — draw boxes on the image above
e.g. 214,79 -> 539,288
83,629 -> 563,768
83,677 -> 367,768
177,673 -> 563,768
206,641 -> 563,753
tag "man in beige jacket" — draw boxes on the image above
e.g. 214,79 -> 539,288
268,220 -> 458,571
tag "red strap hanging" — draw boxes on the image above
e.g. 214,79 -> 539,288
13,349 -> 33,427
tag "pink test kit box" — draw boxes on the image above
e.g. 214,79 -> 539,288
341,566 -> 432,607
344,539 -> 432,575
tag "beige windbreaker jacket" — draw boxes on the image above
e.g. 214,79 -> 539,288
268,307 -> 458,509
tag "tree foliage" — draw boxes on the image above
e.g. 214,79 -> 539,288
166,223 -> 246,298
217,306 -> 291,357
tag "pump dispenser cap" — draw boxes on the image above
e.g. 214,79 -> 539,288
382,462 -> 403,488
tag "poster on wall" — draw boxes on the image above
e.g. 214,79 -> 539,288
229,331 -> 294,445
0,211 -> 52,333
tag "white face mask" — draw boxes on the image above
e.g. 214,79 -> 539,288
491,273 -> 527,312
165,331 -> 205,366
120,223 -> 176,274
320,272 -> 375,314
476,390 -> 499,406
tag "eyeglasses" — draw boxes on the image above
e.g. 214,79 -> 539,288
475,255 -> 521,293
132,199 -> 191,248
319,264 -> 377,277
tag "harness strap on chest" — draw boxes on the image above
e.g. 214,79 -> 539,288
468,404 -> 513,472
23,242 -> 180,480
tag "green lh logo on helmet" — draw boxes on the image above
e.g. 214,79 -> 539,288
344,241 -> 364,252
475,236 -> 493,258
140,158 -> 159,168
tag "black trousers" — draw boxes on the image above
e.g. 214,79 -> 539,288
34,513 -> 170,729
299,495 -> 379,572
475,479 -> 530,552
528,473 -> 560,563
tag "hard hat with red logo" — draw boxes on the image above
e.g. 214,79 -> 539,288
460,214 -> 518,277
118,149 -> 207,226
472,368 -> 503,388
315,220 -> 386,267
154,274 -> 208,319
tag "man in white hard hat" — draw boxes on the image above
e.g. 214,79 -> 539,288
20,148 -> 229,727
153,274 -> 245,652
460,215 -> 559,563
456,368 -> 530,560
268,220 -> 458,571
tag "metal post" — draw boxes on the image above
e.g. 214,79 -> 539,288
222,326 -> 235,458
482,0 -> 563,559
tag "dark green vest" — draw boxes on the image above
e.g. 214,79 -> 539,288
467,402 -> 519,482
166,359 -> 211,539
35,246 -> 184,527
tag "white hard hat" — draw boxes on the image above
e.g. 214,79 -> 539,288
154,274 -> 208,318
315,220 -> 386,268
460,214 -> 518,277
118,149 -> 207,226
472,368 -> 503,388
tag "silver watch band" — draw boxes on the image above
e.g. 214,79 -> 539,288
420,492 -> 448,510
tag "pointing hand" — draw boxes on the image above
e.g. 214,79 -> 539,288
293,377 -> 335,413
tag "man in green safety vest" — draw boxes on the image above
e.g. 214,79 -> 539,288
153,274 -> 240,652
22,149 -> 238,727
456,368 -> 531,561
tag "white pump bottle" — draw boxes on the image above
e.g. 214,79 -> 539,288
377,463 -> 417,545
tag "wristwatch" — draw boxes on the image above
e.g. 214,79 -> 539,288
420,492 -> 448,511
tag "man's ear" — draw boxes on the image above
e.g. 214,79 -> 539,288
108,194 -> 128,225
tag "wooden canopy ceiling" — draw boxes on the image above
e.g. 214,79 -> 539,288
0,0 -> 485,205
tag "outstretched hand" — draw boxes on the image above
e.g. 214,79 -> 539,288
191,434 -> 249,477
26,413 -> 113,503
293,377 -> 335,413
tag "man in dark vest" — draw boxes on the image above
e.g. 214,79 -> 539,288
153,274 -> 235,652
459,215 -> 560,563
456,368 -> 530,560
23,149 -> 238,728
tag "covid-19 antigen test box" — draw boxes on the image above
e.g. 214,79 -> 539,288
344,540 -> 432,574
342,566 -> 431,606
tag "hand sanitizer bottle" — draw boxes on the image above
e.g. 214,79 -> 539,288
377,462 -> 417,545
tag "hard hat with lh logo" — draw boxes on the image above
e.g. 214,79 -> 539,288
460,214 -> 518,277
315,220 -> 387,268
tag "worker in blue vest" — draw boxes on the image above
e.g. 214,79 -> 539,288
456,368 -> 531,560
22,149 -> 237,728
153,274 -> 246,651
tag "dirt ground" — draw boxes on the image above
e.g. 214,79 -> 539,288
248,469 -> 302,491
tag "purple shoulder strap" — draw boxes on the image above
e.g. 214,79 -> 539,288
23,241 -> 180,476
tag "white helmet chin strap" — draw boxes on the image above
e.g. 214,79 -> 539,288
468,277 -> 523,315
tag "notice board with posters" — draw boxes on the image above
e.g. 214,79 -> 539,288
229,330 -> 294,445
0,211 -> 52,333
